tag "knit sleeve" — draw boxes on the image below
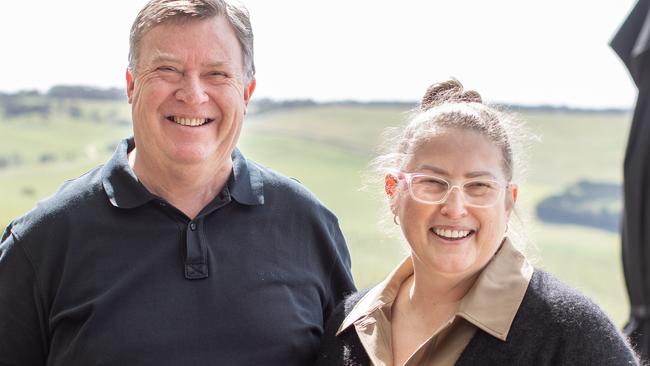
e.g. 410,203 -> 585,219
549,292 -> 640,365
457,270 -> 641,365
315,291 -> 371,366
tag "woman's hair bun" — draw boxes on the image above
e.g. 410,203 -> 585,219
420,79 -> 482,111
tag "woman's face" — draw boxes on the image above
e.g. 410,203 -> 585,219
392,128 -> 516,279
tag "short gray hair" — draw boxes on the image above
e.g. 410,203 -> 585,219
128,0 -> 255,83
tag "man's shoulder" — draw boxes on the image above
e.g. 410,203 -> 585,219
249,159 -> 313,194
247,158 -> 334,213
8,165 -> 106,240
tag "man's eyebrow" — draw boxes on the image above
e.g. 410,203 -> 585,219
203,61 -> 231,68
150,51 -> 180,64
149,53 -> 232,69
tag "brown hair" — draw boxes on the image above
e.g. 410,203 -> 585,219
388,78 -> 518,180
420,79 -> 482,109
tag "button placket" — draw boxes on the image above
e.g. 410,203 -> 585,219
184,219 -> 208,280
182,188 -> 232,280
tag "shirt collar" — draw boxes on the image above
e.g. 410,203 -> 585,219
456,238 -> 533,340
338,238 -> 533,341
101,137 -> 156,209
102,138 -> 264,209
228,148 -> 264,206
337,256 -> 413,334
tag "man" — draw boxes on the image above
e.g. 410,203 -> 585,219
0,1 -> 355,365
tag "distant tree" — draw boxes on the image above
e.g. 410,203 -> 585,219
68,105 -> 82,119
15,90 -> 41,97
48,85 -> 125,100
4,100 -> 50,118
250,98 -> 317,114
38,153 -> 56,164
536,180 -> 622,232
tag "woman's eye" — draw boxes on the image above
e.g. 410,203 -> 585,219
419,177 -> 446,185
465,181 -> 496,191
413,177 -> 448,191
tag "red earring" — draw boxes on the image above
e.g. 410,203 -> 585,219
385,174 -> 398,197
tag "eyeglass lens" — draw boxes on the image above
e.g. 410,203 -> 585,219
410,175 -> 501,206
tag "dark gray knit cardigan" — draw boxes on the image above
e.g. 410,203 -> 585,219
315,270 -> 640,365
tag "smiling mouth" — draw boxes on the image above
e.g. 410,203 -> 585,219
431,228 -> 475,240
166,116 -> 214,127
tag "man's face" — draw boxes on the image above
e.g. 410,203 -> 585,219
126,16 -> 255,170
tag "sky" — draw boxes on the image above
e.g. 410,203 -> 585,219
0,0 -> 639,109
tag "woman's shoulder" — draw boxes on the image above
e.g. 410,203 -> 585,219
507,269 -> 639,364
524,269 -> 620,329
459,269 -> 639,365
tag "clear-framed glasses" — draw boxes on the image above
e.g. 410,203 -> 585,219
393,171 -> 510,208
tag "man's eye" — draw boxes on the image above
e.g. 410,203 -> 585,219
157,66 -> 177,72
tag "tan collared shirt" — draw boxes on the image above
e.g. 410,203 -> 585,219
338,239 -> 533,366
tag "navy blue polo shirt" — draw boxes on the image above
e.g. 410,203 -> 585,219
0,138 -> 356,366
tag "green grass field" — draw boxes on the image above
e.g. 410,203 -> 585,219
0,102 -> 632,326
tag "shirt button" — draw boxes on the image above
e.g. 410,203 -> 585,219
189,222 -> 197,231
159,202 -> 167,207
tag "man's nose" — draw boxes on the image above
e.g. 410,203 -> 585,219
175,75 -> 209,105
440,186 -> 468,218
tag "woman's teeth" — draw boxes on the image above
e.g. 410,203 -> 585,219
433,228 -> 472,239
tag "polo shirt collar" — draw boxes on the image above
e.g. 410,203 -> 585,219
101,138 -> 156,209
338,238 -> 533,341
102,138 -> 264,209
228,148 -> 264,206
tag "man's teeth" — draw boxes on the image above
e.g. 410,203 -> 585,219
173,117 -> 208,126
433,228 -> 471,239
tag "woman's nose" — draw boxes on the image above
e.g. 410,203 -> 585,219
440,187 -> 468,218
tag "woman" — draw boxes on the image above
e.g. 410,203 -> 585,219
316,80 -> 639,365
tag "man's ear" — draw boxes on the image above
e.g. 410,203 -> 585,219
126,68 -> 135,104
243,78 -> 256,107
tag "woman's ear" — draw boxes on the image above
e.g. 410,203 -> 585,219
506,184 -> 518,213
511,184 -> 518,204
385,174 -> 398,198
385,173 -> 400,215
